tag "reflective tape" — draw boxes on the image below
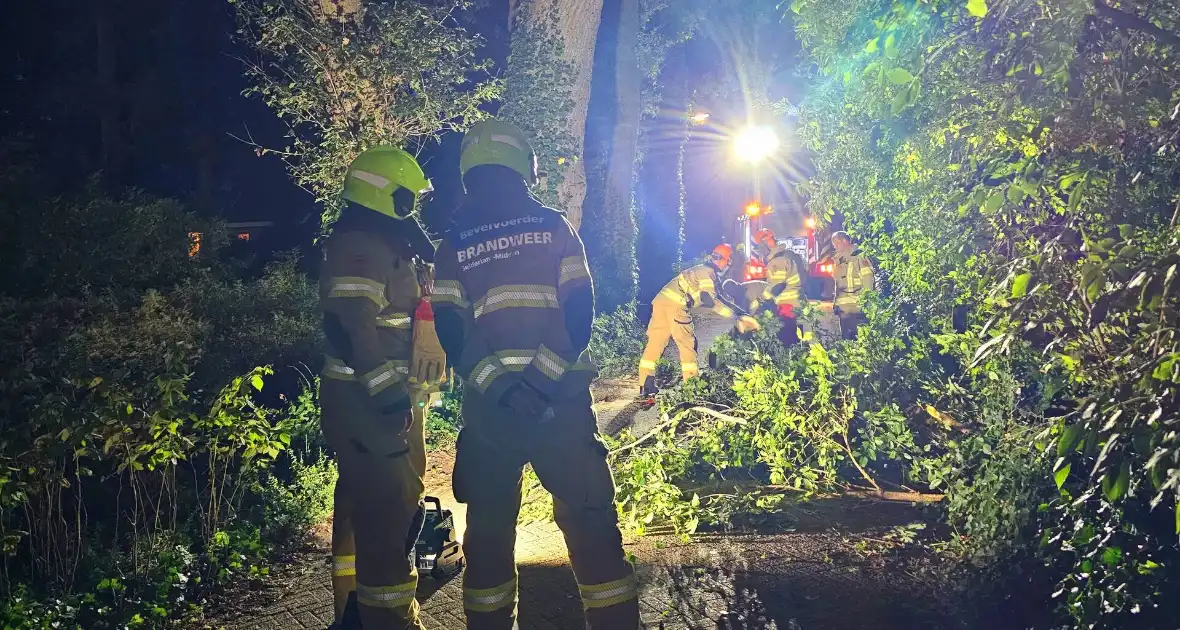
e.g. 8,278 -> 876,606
559,255 -> 590,286
681,362 -> 699,376
532,345 -> 569,381
638,359 -> 658,370
350,169 -> 392,189
377,313 -> 413,329
578,574 -> 638,610
328,276 -> 388,308
657,287 -> 687,305
432,280 -> 468,308
361,361 -> 409,395
322,356 -> 355,380
464,577 -> 518,613
332,554 -> 356,577
473,284 -> 559,319
357,580 -> 417,609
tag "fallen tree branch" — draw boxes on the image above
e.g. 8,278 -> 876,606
609,405 -> 747,457
844,487 -> 946,503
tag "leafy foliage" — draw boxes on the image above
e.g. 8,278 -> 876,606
230,0 -> 501,227
589,302 -> 646,378
782,0 -> 1180,624
0,189 -> 324,627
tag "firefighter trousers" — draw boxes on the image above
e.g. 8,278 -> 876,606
639,298 -> 697,384
321,377 -> 428,630
453,389 -> 640,630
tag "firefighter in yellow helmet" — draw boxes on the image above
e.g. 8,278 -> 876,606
319,145 -> 444,630
431,119 -> 640,629
638,243 -> 760,395
752,228 -> 804,347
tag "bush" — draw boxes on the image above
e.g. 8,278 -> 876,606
0,189 -> 324,626
590,302 -> 646,379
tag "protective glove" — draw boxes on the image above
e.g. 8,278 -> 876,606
736,315 -> 761,334
777,303 -> 795,319
409,299 -> 447,393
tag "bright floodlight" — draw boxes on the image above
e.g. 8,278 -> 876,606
733,126 -> 780,163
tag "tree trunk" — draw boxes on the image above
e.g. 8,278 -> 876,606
504,0 -> 603,230
595,0 -> 642,309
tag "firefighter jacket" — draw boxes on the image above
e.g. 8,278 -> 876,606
833,251 -> 876,313
739,281 -> 770,314
653,263 -> 741,318
761,246 -> 803,307
432,198 -> 596,405
320,229 -> 421,414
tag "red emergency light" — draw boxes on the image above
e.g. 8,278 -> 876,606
744,261 -> 767,281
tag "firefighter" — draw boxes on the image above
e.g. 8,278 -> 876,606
831,231 -> 876,340
638,244 -> 760,396
752,229 -> 803,347
431,119 -> 640,630
319,146 -> 442,630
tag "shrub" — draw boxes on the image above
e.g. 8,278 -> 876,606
590,302 -> 646,379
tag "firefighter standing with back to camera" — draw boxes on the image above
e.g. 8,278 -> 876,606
638,243 -> 760,396
751,228 -> 804,347
430,119 -> 640,630
319,147 -> 448,629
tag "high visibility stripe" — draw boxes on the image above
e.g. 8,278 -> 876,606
464,578 -> 518,613
377,313 -> 413,328
357,580 -> 417,609
470,348 -> 594,393
558,255 -> 590,286
639,359 -> 658,370
657,287 -> 687,305
322,356 -> 356,380
332,555 -> 356,577
681,362 -> 699,375
714,303 -> 734,318
578,574 -> 638,610
432,280 -> 468,308
473,284 -> 559,319
328,276 -> 388,309
362,360 -> 409,395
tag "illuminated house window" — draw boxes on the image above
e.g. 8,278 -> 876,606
237,232 -> 251,241
188,232 -> 202,257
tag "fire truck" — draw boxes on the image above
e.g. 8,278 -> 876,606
733,201 -> 833,300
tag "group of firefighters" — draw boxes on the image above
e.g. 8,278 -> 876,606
317,118 -> 876,630
640,226 -> 876,393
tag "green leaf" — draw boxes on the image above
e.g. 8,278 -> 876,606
1175,502 -> 1179,534
1102,547 -> 1122,566
966,0 -> 988,18
863,61 -> 881,79
251,374 -> 265,391
864,37 -> 879,53
981,193 -> 1005,214
1011,273 -> 1032,298
884,33 -> 898,59
1058,423 -> 1084,456
891,89 -> 909,115
1054,462 -> 1071,489
886,68 -> 914,85
1102,462 -> 1130,502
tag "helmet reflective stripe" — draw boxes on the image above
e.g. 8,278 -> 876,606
351,169 -> 391,189
490,134 -> 524,150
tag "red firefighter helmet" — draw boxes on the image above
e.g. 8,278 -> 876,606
711,243 -> 734,268
753,228 -> 777,249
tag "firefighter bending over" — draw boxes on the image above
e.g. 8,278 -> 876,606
752,229 -> 804,347
319,146 -> 444,629
431,119 -> 640,630
638,244 -> 760,396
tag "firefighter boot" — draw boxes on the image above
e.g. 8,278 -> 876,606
639,375 -> 659,398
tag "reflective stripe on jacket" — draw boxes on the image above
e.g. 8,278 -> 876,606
319,230 -> 420,410
653,264 -> 734,318
760,247 -> 802,307
433,201 -> 596,403
833,253 -> 876,310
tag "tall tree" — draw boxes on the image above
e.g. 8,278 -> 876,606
231,0 -> 501,228
501,0 -> 604,229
